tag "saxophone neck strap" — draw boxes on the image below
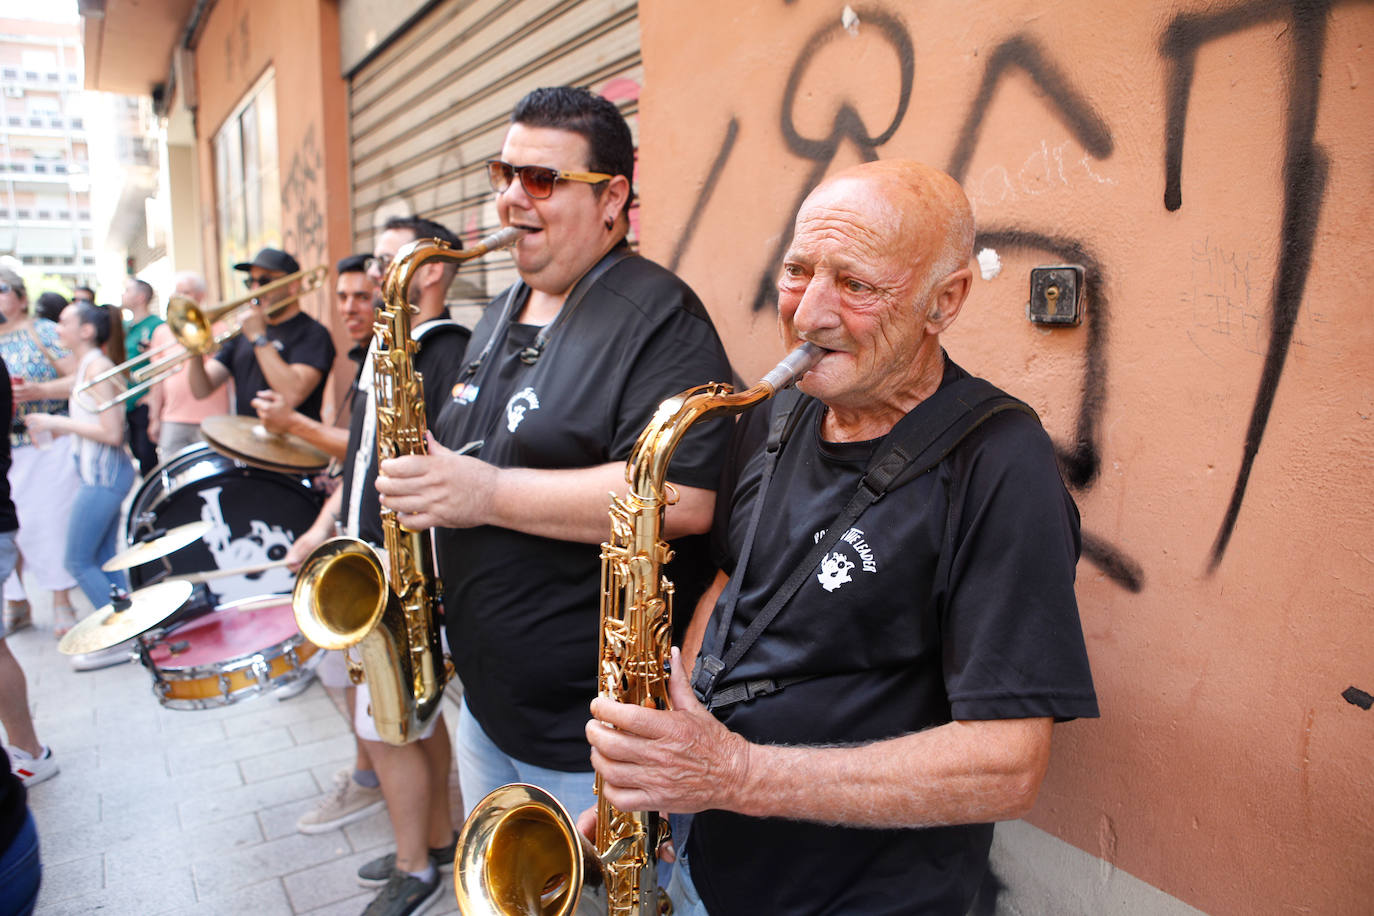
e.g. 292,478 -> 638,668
691,377 -> 1037,710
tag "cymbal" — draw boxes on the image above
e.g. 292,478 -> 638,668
201,415 -> 329,472
102,521 -> 213,572
57,580 -> 195,655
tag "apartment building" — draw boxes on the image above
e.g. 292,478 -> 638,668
0,16 -> 95,290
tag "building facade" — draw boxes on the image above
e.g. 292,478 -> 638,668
0,16 -> 95,292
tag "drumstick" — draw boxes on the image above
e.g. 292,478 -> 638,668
177,559 -> 291,583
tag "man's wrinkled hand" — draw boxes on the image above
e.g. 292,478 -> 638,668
587,647 -> 751,816
251,389 -> 295,435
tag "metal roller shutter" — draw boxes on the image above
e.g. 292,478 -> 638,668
346,0 -> 641,310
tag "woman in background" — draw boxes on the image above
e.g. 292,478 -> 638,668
0,268 -> 79,635
24,302 -> 134,622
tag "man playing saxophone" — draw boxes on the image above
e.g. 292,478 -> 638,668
284,217 -> 470,916
582,160 -> 1099,916
375,86 -> 732,831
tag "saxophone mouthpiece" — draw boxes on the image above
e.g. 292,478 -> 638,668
760,341 -> 825,393
472,225 -> 527,256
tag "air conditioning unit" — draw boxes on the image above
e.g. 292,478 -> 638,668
3,87 -> 22,98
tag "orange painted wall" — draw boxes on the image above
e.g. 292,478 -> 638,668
638,2 -> 1373,914
191,0 -> 355,406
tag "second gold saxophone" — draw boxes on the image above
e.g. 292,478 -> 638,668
292,227 -> 523,745
453,342 -> 823,915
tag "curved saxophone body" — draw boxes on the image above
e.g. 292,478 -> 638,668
293,228 -> 524,746
454,343 -> 824,915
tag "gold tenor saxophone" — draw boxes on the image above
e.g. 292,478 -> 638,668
453,342 -> 824,916
292,227 -> 524,745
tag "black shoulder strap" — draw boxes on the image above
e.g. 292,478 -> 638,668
692,377 -> 1036,710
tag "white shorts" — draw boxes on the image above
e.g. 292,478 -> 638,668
352,628 -> 450,744
316,649 -> 353,689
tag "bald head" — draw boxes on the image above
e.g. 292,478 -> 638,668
802,160 -> 974,300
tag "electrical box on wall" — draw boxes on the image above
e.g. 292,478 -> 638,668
1027,265 -> 1085,326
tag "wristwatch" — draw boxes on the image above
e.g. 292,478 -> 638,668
250,333 -> 272,349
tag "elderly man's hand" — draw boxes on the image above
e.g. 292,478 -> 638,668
251,389 -> 295,435
376,432 -> 496,530
587,648 -> 751,816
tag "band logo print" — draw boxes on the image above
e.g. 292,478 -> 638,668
812,527 -> 878,592
505,387 -> 540,433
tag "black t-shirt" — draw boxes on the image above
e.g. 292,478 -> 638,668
340,319 -> 471,545
433,253 -> 732,771
0,361 -> 17,532
687,360 -> 1098,916
214,310 -> 336,420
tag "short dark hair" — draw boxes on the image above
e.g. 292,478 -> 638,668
74,285 -> 95,300
382,216 -> 459,249
35,291 -> 67,322
128,278 -> 155,306
337,253 -> 370,274
511,86 -> 635,216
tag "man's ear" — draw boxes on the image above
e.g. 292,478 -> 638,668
925,267 -> 973,334
601,174 -> 631,227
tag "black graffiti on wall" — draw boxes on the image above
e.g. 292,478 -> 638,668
1160,0 -> 1358,571
283,123 -> 326,270
674,0 -> 1363,586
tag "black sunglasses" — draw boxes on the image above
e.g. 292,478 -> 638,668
243,274 -> 276,289
486,160 -> 613,200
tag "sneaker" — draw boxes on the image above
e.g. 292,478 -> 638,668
3,599 -> 32,633
361,869 -> 440,916
10,745 -> 58,788
297,769 -> 385,834
357,832 -> 458,887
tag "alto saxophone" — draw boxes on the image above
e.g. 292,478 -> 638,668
292,227 -> 524,745
453,342 -> 824,915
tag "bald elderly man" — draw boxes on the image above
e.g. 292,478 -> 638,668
584,160 -> 1099,915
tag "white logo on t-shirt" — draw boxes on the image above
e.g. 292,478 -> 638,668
506,386 -> 540,433
812,526 -> 879,592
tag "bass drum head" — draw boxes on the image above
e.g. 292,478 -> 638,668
126,443 -> 324,605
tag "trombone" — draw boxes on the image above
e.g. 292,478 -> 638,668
72,265 -> 328,413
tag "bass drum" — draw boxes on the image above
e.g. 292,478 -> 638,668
126,443 -> 324,605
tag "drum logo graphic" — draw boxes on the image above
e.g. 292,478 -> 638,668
198,486 -> 297,601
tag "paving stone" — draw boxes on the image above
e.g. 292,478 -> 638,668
191,830 -> 350,899
240,731 -> 354,785
281,848 -> 381,912
178,769 -> 320,826
38,864 -> 198,916
258,792 -> 331,842
169,877 -> 295,916
167,724 -> 295,776
33,804 -> 182,868
103,811 -> 264,885
30,852 -> 105,905
221,693 -> 339,738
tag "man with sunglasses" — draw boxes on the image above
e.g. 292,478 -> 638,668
376,86 -> 732,835
186,247 -> 335,422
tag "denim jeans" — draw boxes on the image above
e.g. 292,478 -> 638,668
65,459 -> 134,609
0,808 -> 41,916
666,852 -> 710,916
455,698 -> 598,823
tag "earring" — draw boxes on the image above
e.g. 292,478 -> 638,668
604,218 -> 614,231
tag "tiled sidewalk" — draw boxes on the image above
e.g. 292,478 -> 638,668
6,592 -> 463,915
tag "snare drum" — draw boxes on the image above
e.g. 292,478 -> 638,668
145,595 -> 321,709
125,443 -> 323,604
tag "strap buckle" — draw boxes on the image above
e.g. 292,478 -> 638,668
691,654 -> 725,704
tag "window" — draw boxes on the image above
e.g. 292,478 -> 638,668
69,117 -> 82,129
2,69 -> 15,80
15,209 -> 28,218
6,118 -> 18,127
31,162 -> 45,173
214,69 -> 281,298
36,209 -> 49,219
53,163 -> 66,174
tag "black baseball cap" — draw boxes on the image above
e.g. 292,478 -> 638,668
233,247 -> 300,275
337,253 -> 370,274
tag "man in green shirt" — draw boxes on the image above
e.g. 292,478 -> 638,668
122,277 -> 162,477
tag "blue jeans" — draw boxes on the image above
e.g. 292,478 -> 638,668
65,461 -> 134,609
0,809 -> 41,916
455,698 -> 598,823
666,852 -> 709,916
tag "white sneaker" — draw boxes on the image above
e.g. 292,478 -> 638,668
296,768 -> 385,834
10,745 -> 59,787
